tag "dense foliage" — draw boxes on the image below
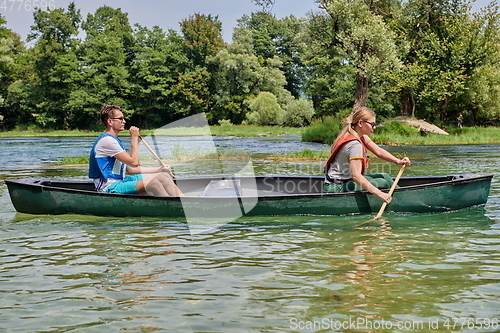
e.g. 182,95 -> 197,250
0,0 -> 499,130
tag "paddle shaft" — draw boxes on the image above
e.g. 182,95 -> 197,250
138,136 -> 175,178
375,164 -> 406,218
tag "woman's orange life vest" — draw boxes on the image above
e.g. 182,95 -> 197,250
324,134 -> 369,175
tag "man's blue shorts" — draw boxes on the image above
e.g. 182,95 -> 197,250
104,174 -> 145,194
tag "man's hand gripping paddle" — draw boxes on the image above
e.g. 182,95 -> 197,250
139,135 -> 175,178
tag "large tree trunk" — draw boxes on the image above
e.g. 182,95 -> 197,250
399,89 -> 415,117
440,98 -> 450,122
353,73 -> 369,109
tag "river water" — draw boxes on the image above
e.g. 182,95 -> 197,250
0,136 -> 499,332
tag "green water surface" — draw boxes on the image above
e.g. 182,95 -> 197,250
0,138 -> 499,332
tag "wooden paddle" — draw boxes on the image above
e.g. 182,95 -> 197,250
374,164 -> 406,218
138,135 -> 175,178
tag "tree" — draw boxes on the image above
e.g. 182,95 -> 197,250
308,0 -> 400,109
304,54 -> 356,117
66,6 -> 134,128
82,5 -> 134,60
456,2 -> 500,123
129,25 -> 191,127
207,29 -> 288,124
235,12 -> 307,97
170,66 -> 211,119
251,0 -> 275,13
13,2 -> 82,129
0,14 -> 25,129
180,13 -> 225,68
280,95 -> 315,127
389,0 -> 500,122
208,27 -> 314,125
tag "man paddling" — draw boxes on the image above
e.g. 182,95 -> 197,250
89,104 -> 183,196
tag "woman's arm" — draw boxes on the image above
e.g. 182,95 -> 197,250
351,159 -> 392,203
365,140 -> 410,166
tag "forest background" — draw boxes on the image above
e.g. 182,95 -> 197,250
0,0 -> 499,133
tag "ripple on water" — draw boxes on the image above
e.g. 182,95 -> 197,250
1,140 -> 500,331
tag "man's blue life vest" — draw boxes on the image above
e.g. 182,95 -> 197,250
89,133 -> 126,180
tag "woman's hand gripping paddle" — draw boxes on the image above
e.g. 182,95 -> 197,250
375,164 -> 406,218
139,135 -> 175,178
357,164 -> 406,227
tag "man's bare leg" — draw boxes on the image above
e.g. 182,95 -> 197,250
137,173 -> 184,196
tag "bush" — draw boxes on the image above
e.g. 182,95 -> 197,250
218,119 -> 233,127
245,92 -> 285,126
374,120 -> 418,136
301,115 -> 344,144
282,98 -> 315,127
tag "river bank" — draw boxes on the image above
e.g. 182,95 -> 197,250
1,125 -> 499,146
0,125 -> 303,138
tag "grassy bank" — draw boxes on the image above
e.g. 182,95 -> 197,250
208,125 -> 303,137
303,116 -> 500,145
3,123 -> 500,146
372,126 -> 500,145
0,125 -> 303,138
0,129 -> 102,137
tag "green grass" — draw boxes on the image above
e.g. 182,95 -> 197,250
58,148 -> 251,165
141,125 -> 302,137
372,126 -> 500,145
301,115 -> 344,144
0,125 -> 302,138
169,146 -> 250,162
0,129 -> 102,137
208,125 -> 303,137
60,156 -> 91,165
301,117 -> 500,145
269,149 -> 330,161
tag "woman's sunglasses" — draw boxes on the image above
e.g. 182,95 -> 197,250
362,120 -> 377,128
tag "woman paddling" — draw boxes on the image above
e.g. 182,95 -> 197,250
324,107 -> 411,203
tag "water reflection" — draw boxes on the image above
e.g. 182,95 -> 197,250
0,209 -> 499,331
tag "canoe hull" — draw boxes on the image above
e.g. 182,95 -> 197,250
5,174 -> 493,218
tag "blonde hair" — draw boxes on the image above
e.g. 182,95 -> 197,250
331,107 -> 376,150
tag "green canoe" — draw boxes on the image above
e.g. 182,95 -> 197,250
5,174 -> 493,219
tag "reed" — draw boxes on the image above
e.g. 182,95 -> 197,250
58,148 -> 251,165
270,149 -> 329,161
